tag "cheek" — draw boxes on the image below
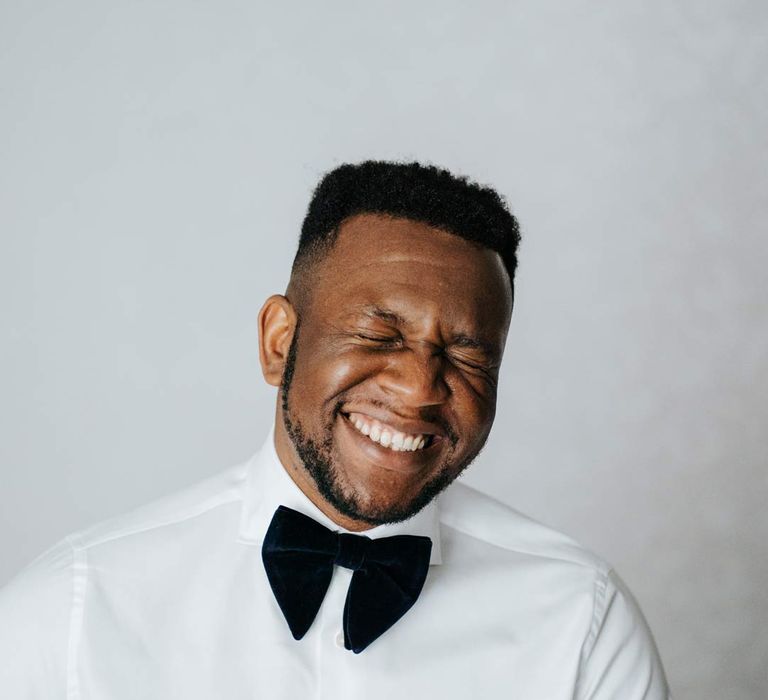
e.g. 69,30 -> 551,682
446,377 -> 497,443
293,347 -> 379,409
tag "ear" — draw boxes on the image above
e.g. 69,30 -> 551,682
258,294 -> 298,387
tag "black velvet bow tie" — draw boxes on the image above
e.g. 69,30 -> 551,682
261,505 -> 432,653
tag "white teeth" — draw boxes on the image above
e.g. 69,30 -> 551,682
347,414 -> 429,452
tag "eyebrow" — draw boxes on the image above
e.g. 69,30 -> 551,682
451,335 -> 497,357
360,305 -> 407,326
359,305 -> 497,357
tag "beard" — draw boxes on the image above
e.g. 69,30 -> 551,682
279,324 -> 479,526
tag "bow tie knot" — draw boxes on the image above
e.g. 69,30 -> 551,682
335,532 -> 371,571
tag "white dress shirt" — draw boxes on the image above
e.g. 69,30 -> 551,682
0,430 -> 670,699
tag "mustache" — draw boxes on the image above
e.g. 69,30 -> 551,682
331,398 -> 458,447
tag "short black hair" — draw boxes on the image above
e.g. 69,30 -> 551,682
292,160 -> 521,288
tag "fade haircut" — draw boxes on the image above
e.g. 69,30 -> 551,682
290,160 -> 521,297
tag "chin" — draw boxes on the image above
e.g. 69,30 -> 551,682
332,456 -> 459,525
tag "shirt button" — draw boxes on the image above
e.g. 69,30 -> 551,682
335,630 -> 345,648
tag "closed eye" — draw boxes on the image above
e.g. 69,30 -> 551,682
354,333 -> 401,345
448,351 -> 498,383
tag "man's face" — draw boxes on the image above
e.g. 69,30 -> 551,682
271,213 -> 512,526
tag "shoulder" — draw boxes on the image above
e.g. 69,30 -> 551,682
437,481 -> 670,697
576,568 -> 670,699
438,480 -> 610,575
0,459 -> 250,691
1,459 -> 249,602
0,537 -> 75,691
70,460 -> 248,553
0,536 -> 76,616
1,458 -> 249,598
45,460 -> 252,591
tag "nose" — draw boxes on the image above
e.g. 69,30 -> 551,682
375,344 -> 450,407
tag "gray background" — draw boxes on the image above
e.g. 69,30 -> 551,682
1,1 -> 766,698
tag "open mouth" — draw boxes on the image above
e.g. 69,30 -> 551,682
342,411 -> 436,452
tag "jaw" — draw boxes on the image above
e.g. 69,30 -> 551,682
276,401 -> 467,527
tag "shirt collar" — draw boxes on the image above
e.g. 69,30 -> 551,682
237,426 -> 443,565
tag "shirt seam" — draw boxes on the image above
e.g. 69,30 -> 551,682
574,567 -> 610,700
65,534 -> 88,700
439,519 -> 609,573
74,491 -> 242,553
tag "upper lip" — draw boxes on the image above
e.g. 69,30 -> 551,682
341,406 -> 448,439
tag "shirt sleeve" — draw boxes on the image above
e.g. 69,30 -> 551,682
576,568 -> 671,700
0,537 -> 77,697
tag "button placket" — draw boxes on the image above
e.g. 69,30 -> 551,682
334,630 -> 345,648
318,566 -> 352,651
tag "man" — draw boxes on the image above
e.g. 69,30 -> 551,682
0,161 -> 670,698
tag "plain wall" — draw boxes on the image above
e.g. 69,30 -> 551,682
1,2 -> 766,698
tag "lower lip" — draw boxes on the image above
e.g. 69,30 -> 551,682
336,413 -> 435,475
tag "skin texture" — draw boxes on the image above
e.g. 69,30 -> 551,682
258,213 -> 513,532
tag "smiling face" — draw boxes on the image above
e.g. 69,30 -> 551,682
259,213 -> 513,530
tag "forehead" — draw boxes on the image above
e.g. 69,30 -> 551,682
309,213 -> 512,335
